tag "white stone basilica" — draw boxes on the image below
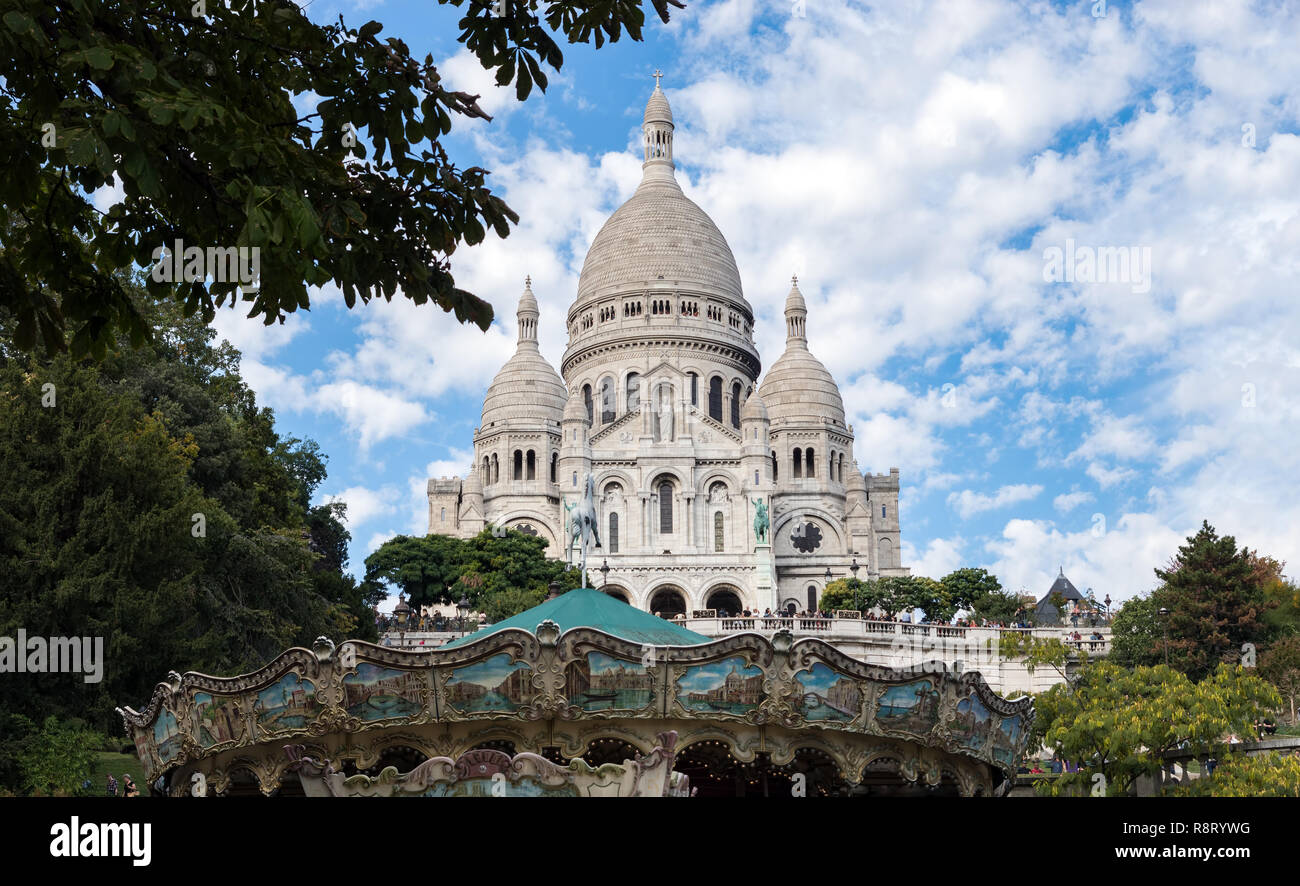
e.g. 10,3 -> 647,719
428,80 -> 909,618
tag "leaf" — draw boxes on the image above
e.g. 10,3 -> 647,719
85,46 -> 114,71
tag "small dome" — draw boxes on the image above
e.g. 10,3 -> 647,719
481,281 -> 566,428
643,85 -> 673,126
848,463 -> 868,494
563,390 -> 587,423
760,276 -> 846,427
464,464 -> 483,496
759,348 -> 846,427
481,350 -> 566,428
741,390 -> 769,423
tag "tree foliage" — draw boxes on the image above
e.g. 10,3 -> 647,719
1171,751 -> 1300,797
363,527 -> 580,619
0,285 -> 372,756
1260,636 -> 1300,726
1032,662 -> 1279,796
16,716 -> 103,797
0,0 -> 682,358
1107,594 -> 1163,669
1148,522 -> 1276,680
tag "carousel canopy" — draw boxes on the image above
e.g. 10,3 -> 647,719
443,587 -> 711,649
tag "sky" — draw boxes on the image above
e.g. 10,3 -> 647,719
198,0 -> 1300,611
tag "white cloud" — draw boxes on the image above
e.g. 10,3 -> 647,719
948,484 -> 1043,519
1053,490 -> 1095,513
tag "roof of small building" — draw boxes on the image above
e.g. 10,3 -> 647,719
442,586 -> 712,649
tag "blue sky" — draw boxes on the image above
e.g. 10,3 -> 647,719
191,0 -> 1300,610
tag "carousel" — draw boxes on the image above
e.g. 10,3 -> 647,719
118,479 -> 1034,797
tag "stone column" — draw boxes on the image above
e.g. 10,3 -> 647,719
683,492 -> 696,553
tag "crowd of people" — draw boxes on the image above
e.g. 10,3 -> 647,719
375,612 -> 486,633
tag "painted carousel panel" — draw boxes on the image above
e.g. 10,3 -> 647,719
678,656 -> 765,715
189,692 -> 243,748
876,679 -> 941,734
343,663 -> 424,721
254,673 -> 320,731
790,662 -> 861,723
565,651 -> 654,712
444,654 -> 533,713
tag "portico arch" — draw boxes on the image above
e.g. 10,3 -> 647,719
647,585 -> 687,618
705,587 -> 743,617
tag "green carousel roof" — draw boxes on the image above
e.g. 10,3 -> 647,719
443,587 -> 711,649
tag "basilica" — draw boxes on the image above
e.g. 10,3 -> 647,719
428,80 -> 909,618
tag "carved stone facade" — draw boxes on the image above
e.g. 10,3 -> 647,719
428,81 -> 910,616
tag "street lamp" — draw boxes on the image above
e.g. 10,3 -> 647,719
1158,607 -> 1170,667
599,558 -> 610,588
458,595 -> 471,637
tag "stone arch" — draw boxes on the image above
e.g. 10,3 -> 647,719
771,506 -> 847,553
496,511 -> 558,549
601,584 -> 631,604
647,584 -> 687,618
624,370 -> 642,413
642,466 -> 689,495
700,578 -> 747,614
707,374 -> 724,422
598,375 -> 616,424
878,536 -> 894,569
595,467 -> 637,493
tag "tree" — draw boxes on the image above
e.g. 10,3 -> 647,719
363,528 -> 580,618
0,282 -> 369,752
1150,521 -> 1275,680
1,0 -> 683,359
888,575 -> 950,622
1260,636 -> 1300,725
1171,751 -> 1300,797
938,567 -> 1001,614
1107,594 -> 1163,669
1033,662 -> 1279,796
17,717 -> 103,797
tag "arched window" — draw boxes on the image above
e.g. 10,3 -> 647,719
793,448 -> 803,479
626,372 -> 640,413
828,450 -> 836,481
526,450 -> 536,480
878,536 -> 893,568
513,450 -> 523,481
714,512 -> 724,552
771,450 -> 778,482
708,377 -> 723,422
806,447 -> 816,479
882,504 -> 887,518
658,481 -> 673,533
688,372 -> 698,406
730,381 -> 742,427
608,512 -> 619,553
600,378 -> 615,424
550,452 -> 558,484
482,456 -> 490,483
441,508 -> 446,522
582,384 -> 593,426
839,453 -> 846,483
491,453 -> 499,484
807,585 -> 817,612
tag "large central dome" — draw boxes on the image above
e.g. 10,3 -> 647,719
575,173 -> 745,305
563,80 -> 759,381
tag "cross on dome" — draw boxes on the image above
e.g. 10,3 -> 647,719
653,69 -> 663,88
